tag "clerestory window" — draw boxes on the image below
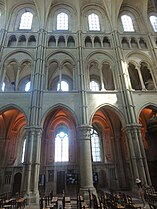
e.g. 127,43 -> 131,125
88,13 -> 100,31
19,12 -> 33,30
57,12 -> 68,30
121,15 -> 135,32
149,15 -> 157,32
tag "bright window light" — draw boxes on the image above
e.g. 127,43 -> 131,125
55,131 -> 69,162
90,80 -> 100,91
2,82 -> 5,91
19,12 -> 33,30
121,15 -> 135,32
21,139 -> 26,163
57,80 -> 69,91
150,16 -> 157,32
57,12 -> 68,30
25,81 -> 31,92
88,13 -> 100,31
91,129 -> 102,162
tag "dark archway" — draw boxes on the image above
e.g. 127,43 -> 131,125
12,172 -> 22,196
91,106 -> 129,191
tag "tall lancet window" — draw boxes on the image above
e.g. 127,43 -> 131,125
121,15 -> 135,32
19,12 -> 33,29
57,12 -> 68,30
88,13 -> 100,31
21,139 -> 26,163
55,130 -> 69,162
2,82 -> 5,91
91,128 -> 102,162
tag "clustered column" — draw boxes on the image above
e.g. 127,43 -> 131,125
123,125 -> 151,186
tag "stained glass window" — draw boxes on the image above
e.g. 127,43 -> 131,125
55,131 -> 69,162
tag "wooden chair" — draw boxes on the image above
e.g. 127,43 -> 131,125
125,195 -> 142,209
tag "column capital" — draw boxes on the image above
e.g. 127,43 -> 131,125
25,126 -> 43,132
77,124 -> 92,140
122,123 -> 142,133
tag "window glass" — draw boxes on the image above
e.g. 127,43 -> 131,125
91,129 -> 102,162
25,81 -> 31,92
21,139 -> 26,163
90,80 -> 100,91
57,12 -> 68,30
19,12 -> 33,30
2,82 -> 5,91
55,131 -> 69,162
88,13 -> 100,31
150,15 -> 157,32
57,80 -> 69,91
121,15 -> 135,32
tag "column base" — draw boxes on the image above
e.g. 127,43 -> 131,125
25,204 -> 39,209
25,191 -> 40,206
79,186 -> 97,200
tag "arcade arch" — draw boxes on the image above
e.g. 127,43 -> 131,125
139,105 -> 157,189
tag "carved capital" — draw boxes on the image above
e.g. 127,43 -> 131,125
77,125 -> 92,140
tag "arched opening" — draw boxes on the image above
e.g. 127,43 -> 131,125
0,108 -> 27,166
139,105 -> 157,189
19,12 -> 33,30
128,63 -> 142,90
91,106 -> 128,190
12,173 -> 22,196
47,60 -> 73,91
88,13 -> 100,31
140,62 -> 155,90
121,15 -> 135,32
0,107 -> 27,194
85,36 -> 92,48
102,63 -> 115,90
41,107 -> 77,195
94,36 -> 101,48
57,12 -> 68,30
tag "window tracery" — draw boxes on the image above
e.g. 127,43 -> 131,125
55,130 -> 69,162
